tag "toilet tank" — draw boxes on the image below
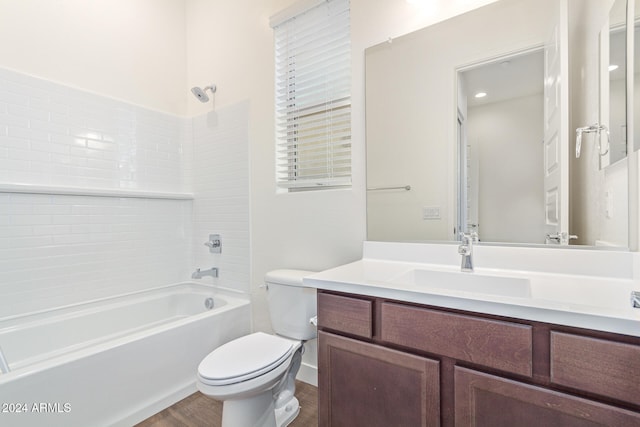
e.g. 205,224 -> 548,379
265,269 -> 317,341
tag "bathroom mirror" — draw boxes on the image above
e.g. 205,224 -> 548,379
366,0 -> 630,248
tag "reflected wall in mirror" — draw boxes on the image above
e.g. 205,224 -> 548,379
365,0 -> 629,248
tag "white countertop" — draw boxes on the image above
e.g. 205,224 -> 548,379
303,242 -> 640,337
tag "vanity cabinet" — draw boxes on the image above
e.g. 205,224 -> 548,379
317,290 -> 640,427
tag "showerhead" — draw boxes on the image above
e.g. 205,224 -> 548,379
191,84 -> 217,103
191,87 -> 209,102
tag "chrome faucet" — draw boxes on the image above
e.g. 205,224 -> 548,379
632,291 -> 640,308
192,267 -> 219,279
458,231 -> 478,273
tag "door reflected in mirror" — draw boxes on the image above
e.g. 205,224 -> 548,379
457,49 -> 545,243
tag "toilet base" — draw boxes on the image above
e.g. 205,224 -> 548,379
221,392 -> 276,427
275,396 -> 300,427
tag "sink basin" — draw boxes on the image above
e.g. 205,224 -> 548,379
390,269 -> 531,298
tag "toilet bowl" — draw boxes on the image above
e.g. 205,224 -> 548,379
196,270 -> 316,427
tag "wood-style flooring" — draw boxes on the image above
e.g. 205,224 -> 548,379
136,381 -> 318,427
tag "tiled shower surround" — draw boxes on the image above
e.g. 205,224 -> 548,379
0,68 -> 250,317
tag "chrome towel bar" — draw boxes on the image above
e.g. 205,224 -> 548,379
367,185 -> 411,191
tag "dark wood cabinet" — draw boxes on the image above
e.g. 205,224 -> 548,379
455,367 -> 640,427
380,302 -> 533,377
318,331 -> 440,427
317,290 -> 640,427
317,292 -> 373,339
550,331 -> 640,407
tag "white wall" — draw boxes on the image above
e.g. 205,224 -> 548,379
0,0 -> 187,116
568,0 -> 626,246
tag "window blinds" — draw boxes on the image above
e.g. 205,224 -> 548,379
273,0 -> 351,190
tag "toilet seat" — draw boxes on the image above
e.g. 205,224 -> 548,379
198,332 -> 296,386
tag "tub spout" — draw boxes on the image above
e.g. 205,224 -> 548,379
192,267 -> 219,279
0,346 -> 10,374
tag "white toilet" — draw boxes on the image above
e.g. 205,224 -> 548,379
197,270 -> 317,427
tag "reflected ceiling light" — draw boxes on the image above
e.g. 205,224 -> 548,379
474,92 -> 487,98
608,64 -> 619,71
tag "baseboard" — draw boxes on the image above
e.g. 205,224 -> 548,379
296,361 -> 318,387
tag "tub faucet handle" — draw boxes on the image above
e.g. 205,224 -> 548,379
204,234 -> 222,253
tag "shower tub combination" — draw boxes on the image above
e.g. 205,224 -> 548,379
0,283 -> 251,427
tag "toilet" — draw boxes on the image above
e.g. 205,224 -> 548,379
197,270 -> 317,427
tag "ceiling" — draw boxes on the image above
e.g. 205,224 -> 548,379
461,48 -> 544,108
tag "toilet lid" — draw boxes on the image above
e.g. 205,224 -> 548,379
198,332 -> 295,386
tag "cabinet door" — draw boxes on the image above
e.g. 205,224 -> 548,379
318,331 -> 440,427
455,367 -> 640,427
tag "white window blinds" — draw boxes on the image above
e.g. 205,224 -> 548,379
273,0 -> 351,191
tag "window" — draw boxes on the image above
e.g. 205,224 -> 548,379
272,0 -> 351,191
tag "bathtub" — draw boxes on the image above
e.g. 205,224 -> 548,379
0,282 -> 251,427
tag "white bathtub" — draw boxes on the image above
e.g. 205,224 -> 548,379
0,282 -> 251,427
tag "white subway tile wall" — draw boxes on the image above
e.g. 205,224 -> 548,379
0,68 -> 250,316
0,193 -> 192,316
191,103 -> 250,294
0,68 -> 188,192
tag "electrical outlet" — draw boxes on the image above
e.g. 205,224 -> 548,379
422,206 -> 440,220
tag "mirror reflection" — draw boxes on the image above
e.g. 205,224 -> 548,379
457,48 -> 544,243
366,0 -> 629,248
605,16 -> 627,165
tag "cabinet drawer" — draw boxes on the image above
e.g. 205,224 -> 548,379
317,292 -> 373,339
381,302 -> 532,377
551,332 -> 640,406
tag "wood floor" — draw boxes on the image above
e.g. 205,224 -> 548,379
136,381 -> 318,427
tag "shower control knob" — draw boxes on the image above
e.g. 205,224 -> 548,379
204,234 -> 222,253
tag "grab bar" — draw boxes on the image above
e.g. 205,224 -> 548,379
367,185 -> 411,191
0,346 -> 10,374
